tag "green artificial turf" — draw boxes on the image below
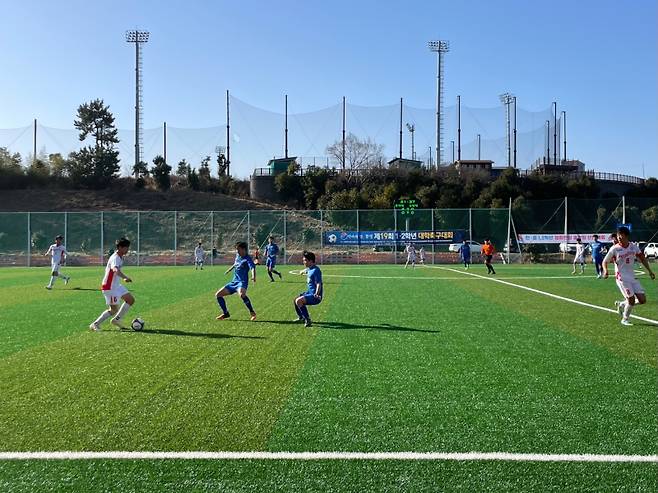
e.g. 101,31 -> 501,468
0,263 -> 656,491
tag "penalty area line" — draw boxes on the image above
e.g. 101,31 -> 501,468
425,265 -> 658,326
0,451 -> 656,463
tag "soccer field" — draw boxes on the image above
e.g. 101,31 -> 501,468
0,263 -> 656,492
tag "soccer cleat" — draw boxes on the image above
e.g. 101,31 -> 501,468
270,279 -> 274,282
63,276 -> 70,285
293,317 -> 304,322
45,285 -> 52,290
596,274 -> 602,279
110,318 -> 126,330
89,322 -> 101,332
250,312 -> 257,321
621,319 -> 633,326
304,319 -> 312,328
614,301 -> 624,316
216,313 -> 230,320
277,272 -> 282,279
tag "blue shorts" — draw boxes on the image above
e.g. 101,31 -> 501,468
300,292 -> 322,306
266,257 -> 276,269
593,255 -> 603,265
462,256 -> 471,263
224,280 -> 247,294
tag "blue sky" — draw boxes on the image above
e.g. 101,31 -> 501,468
0,0 -> 656,177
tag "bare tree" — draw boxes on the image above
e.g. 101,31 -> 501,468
326,133 -> 385,170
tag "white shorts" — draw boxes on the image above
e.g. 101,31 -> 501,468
195,257 -> 204,263
102,284 -> 129,306
51,261 -> 61,273
616,278 -> 645,299
407,255 -> 416,262
573,255 -> 584,264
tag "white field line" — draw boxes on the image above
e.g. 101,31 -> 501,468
0,451 -> 656,463
425,265 -> 658,326
287,270 -> 598,281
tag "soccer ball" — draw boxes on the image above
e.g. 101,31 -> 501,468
328,234 -> 337,244
131,318 -> 145,331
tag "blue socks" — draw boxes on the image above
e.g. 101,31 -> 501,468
294,302 -> 303,318
299,304 -> 310,321
217,296 -> 228,316
242,296 -> 255,313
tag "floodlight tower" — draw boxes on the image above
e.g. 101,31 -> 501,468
499,92 -> 514,167
428,40 -> 449,167
406,123 -> 416,160
126,30 -> 149,174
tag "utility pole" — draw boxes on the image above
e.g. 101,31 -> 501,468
499,92 -> 514,167
428,40 -> 450,167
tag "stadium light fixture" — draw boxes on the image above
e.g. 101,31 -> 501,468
499,93 -> 514,167
428,40 -> 450,167
126,30 -> 150,174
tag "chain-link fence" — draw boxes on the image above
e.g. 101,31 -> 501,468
0,197 -> 656,266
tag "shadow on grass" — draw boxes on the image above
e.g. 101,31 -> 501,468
130,328 -> 265,340
253,320 -> 439,334
71,287 -> 100,291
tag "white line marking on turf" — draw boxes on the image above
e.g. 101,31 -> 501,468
0,451 -> 656,463
288,270 -> 599,281
425,265 -> 658,326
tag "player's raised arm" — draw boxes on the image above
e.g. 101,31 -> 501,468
601,247 -> 615,279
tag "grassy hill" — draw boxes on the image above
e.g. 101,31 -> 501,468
0,188 -> 272,212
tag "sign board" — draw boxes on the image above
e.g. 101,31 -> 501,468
517,233 -> 614,244
324,230 -> 464,245
394,198 -> 419,216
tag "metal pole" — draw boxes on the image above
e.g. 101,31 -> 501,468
100,211 -> 104,265
437,51 -> 442,166
227,90 -> 231,176
622,196 -> 626,224
210,211 -> 214,266
283,210 -> 287,265
546,120 -> 550,164
134,41 -> 140,174
136,211 -> 140,266
163,122 -> 167,165
513,97 -> 517,168
468,208 -> 473,241
247,210 -> 251,248
428,146 -> 432,168
411,129 -> 415,160
431,209 -> 435,264
562,110 -> 567,163
451,140 -> 455,163
173,211 -> 177,266
320,209 -> 324,265
553,102 -> 557,166
563,197 -> 568,261
284,95 -> 288,159
64,212 -> 68,251
457,95 -> 461,161
356,209 -> 360,265
506,197 -> 512,263
342,96 -> 346,170
33,119 -> 37,165
27,212 -> 31,267
506,100 -> 511,167
394,208 -> 398,264
477,134 -> 481,160
399,98 -> 403,159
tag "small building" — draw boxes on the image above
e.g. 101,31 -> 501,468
388,157 -> 423,169
530,159 -> 586,174
250,157 -> 299,202
454,160 -> 494,174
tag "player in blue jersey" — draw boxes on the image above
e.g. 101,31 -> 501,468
264,236 -> 283,282
293,250 -> 323,328
458,239 -> 471,269
590,234 -> 606,279
215,242 -> 257,321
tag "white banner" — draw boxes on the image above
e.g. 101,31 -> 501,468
517,233 -> 614,244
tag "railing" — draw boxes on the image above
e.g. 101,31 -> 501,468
518,169 -> 645,185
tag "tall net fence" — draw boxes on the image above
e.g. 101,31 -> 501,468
1,197 -> 654,267
0,96 -> 561,178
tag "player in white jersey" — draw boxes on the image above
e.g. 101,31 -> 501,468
571,238 -> 586,275
404,243 -> 416,269
194,242 -> 205,270
418,247 -> 426,265
602,226 -> 655,326
89,238 -> 135,331
44,235 -> 70,289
